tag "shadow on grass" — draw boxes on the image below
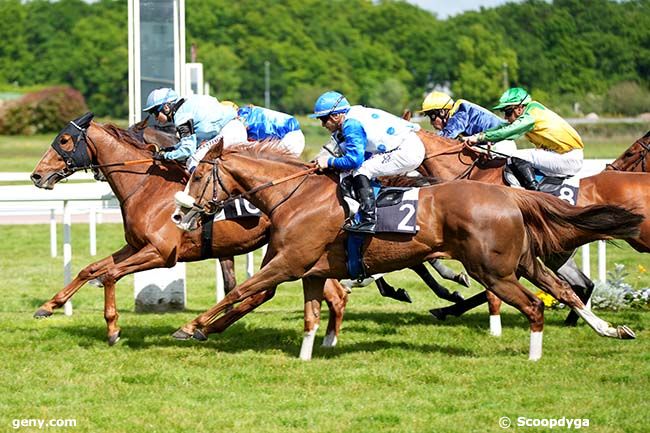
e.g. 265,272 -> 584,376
46,307 -> 575,358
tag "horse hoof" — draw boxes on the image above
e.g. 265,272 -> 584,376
171,329 -> 193,340
33,308 -> 53,319
617,325 -> 636,340
429,308 -> 447,321
108,331 -> 121,346
193,328 -> 208,341
457,273 -> 471,288
394,289 -> 412,303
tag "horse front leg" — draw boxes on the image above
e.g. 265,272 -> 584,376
411,263 -> 464,303
487,291 -> 503,337
34,245 -> 136,318
429,259 -> 471,287
219,256 -> 237,294
94,244 -> 169,344
322,279 -> 348,348
175,255 -> 294,340
300,276 -> 326,360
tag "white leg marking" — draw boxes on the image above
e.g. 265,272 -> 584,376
529,331 -> 543,361
321,331 -> 338,348
299,324 -> 319,361
490,315 -> 502,337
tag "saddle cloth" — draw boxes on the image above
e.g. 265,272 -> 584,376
503,167 -> 580,206
213,198 -> 262,221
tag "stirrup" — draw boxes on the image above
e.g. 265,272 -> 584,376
344,220 -> 376,234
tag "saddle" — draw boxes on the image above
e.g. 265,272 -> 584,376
503,165 -> 579,206
339,175 -> 420,279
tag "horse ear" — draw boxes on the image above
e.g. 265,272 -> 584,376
402,109 -> 412,121
205,137 -> 224,160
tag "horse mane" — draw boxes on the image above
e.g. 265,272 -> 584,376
222,139 -> 310,168
101,123 -> 151,150
643,130 -> 650,139
379,175 -> 441,187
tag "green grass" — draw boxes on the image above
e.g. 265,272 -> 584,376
0,223 -> 648,433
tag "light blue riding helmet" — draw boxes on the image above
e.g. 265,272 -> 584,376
143,88 -> 179,112
309,91 -> 351,118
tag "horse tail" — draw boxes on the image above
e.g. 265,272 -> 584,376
511,190 -> 643,258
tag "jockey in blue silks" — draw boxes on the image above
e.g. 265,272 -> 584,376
419,91 -> 516,154
143,88 -> 247,172
312,91 -> 425,234
232,103 -> 305,156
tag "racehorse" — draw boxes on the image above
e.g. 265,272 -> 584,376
30,115 -> 348,346
606,130 -> 650,172
414,129 -> 650,321
174,140 -> 642,360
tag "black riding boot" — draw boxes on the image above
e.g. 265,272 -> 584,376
344,175 -> 376,234
510,157 -> 539,191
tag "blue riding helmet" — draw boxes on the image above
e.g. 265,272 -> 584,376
143,88 -> 180,113
309,91 -> 351,118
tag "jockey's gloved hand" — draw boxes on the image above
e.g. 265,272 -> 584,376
460,134 -> 480,145
152,151 -> 167,161
315,155 -> 330,170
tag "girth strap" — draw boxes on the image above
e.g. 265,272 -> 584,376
200,214 -> 214,259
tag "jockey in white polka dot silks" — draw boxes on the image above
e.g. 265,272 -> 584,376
143,88 -> 247,172
312,91 -> 425,234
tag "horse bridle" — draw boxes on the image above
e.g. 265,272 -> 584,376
189,156 -> 318,216
606,140 -> 650,172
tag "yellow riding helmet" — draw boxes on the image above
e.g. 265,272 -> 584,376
420,91 -> 454,112
221,100 -> 240,111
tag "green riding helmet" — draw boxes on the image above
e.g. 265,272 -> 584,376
493,87 -> 532,110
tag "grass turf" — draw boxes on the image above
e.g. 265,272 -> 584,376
0,223 -> 648,433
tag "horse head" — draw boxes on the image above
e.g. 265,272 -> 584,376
31,112 -> 100,189
172,138 -> 227,231
607,130 -> 650,172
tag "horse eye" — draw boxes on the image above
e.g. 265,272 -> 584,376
625,151 -> 634,157
193,174 -> 202,181
59,136 -> 68,144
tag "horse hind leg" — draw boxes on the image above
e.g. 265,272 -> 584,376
322,279 -> 348,348
411,263 -> 463,303
487,291 -> 503,337
219,256 -> 237,294
525,259 -> 635,340
553,257 -> 594,326
469,270 -> 545,360
429,259 -> 471,288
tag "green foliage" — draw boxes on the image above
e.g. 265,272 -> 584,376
1,0 -> 650,117
0,86 -> 88,135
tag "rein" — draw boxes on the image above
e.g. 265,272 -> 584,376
606,140 -> 649,172
421,140 -> 493,180
196,158 -> 318,215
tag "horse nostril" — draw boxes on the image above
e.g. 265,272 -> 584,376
171,212 -> 183,224
31,173 -> 41,182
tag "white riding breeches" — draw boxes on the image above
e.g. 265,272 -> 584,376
279,130 -> 305,157
354,132 -> 426,179
510,147 -> 584,176
491,140 -> 517,155
187,119 -> 248,172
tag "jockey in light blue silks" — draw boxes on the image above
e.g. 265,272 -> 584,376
233,103 -> 306,156
312,91 -> 425,234
143,88 -> 247,172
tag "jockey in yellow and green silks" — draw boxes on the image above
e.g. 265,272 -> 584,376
463,87 -> 584,190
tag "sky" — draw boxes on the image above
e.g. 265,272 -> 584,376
406,0 -> 523,18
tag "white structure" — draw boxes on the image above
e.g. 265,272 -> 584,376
185,63 -> 204,96
128,0 -> 186,125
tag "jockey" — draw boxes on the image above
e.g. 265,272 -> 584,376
463,87 -> 584,190
143,88 -> 247,172
226,102 -> 305,156
420,91 -> 516,154
312,90 -> 425,234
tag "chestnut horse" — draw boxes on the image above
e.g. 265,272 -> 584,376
414,129 -> 650,321
30,116 -> 348,345
174,141 -> 641,360
606,130 -> 650,172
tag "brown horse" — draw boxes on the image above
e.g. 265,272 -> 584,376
174,141 -> 641,360
414,129 -> 650,321
30,116 -> 348,346
606,130 -> 650,172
